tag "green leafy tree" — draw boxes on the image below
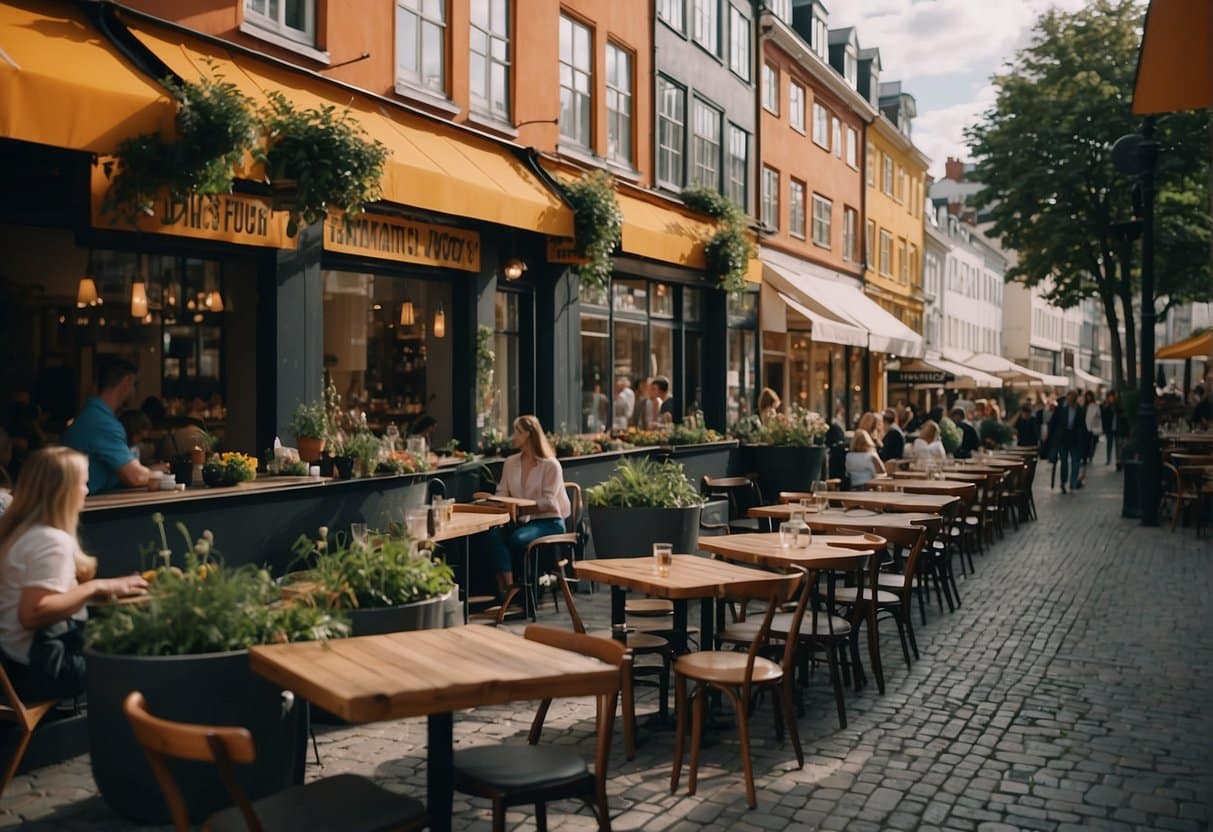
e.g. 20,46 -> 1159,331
966,0 -> 1211,390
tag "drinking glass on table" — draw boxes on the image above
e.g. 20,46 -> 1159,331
652,543 -> 673,577
778,522 -> 799,548
350,523 -> 368,548
800,496 -> 819,515
406,507 -> 430,540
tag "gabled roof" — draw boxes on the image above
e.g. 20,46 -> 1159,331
828,26 -> 857,47
858,46 -> 882,71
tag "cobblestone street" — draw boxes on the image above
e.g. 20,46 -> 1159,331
3,461 -> 1211,832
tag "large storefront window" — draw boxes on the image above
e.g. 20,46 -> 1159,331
322,270 -> 452,442
727,291 -> 757,427
489,290 -> 521,435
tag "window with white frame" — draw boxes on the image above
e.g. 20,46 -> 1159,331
896,166 -> 905,202
813,17 -> 827,60
396,0 -> 446,94
656,0 -> 685,32
812,194 -> 831,248
879,229 -> 892,274
690,98 -> 722,191
832,118 -> 841,158
770,0 -> 791,23
897,238 -> 907,282
789,179 -> 806,239
909,244 -> 919,286
762,165 -> 779,230
656,76 -> 686,188
692,0 -> 719,55
789,81 -> 805,132
559,15 -> 592,147
245,0 -> 313,45
726,125 -> 748,210
605,43 -> 633,164
882,154 -> 894,195
727,5 -> 750,80
843,47 -> 857,87
469,0 -> 510,119
812,102 -> 829,148
762,63 -> 779,113
846,126 -> 858,168
866,219 -> 875,267
866,142 -> 875,185
843,206 -> 857,262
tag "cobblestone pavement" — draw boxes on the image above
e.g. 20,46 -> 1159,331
3,462 -> 1211,831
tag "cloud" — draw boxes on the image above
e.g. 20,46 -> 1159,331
912,84 -> 997,178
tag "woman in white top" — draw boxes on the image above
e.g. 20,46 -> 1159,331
480,416 -> 571,595
1083,391 -> 1102,463
0,448 -> 145,700
909,420 -> 948,466
845,429 -> 886,489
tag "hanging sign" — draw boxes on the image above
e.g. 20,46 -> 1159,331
324,213 -> 481,272
546,236 -> 588,264
89,165 -> 294,248
888,370 -> 953,384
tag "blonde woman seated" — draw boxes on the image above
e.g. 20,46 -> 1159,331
0,448 -> 146,700
481,416 -> 571,597
910,419 -> 948,467
855,411 -> 884,449
845,429 -> 886,489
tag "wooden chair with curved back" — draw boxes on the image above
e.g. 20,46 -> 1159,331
512,482 -> 584,620
0,665 -> 58,798
123,691 -> 428,832
701,475 -> 765,533
670,568 -> 809,809
452,625 -> 627,832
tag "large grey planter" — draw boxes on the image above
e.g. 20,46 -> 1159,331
748,445 -> 827,499
348,594 -> 446,636
587,505 -> 702,557
86,648 -> 306,825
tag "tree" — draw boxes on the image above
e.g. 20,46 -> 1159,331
966,0 -> 1211,390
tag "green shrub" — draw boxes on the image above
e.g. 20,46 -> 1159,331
979,418 -> 1014,447
734,405 -> 828,447
563,170 -> 622,289
287,532 -> 454,609
938,417 -> 962,456
289,400 -> 328,440
585,457 -> 703,509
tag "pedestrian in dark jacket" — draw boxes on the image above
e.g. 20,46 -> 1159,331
1100,392 -> 1122,468
1012,402 -> 1041,447
1047,391 -> 1090,493
879,409 -> 906,461
951,408 -> 980,459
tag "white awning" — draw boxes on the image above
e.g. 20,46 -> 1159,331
1071,367 -> 1108,389
893,355 -> 1004,389
761,253 -> 924,357
957,352 -> 1068,388
774,292 -> 869,348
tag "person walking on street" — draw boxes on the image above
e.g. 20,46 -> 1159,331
1101,391 -> 1122,469
1048,391 -> 1090,493
1083,391 -> 1102,463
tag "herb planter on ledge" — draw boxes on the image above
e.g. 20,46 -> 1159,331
584,457 -> 705,557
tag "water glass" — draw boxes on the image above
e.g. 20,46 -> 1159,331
407,435 -> 427,458
779,522 -> 799,548
350,523 -> 368,548
800,496 -> 818,515
810,480 -> 827,496
652,543 -> 674,577
406,507 -> 429,540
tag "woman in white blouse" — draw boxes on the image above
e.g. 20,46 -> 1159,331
485,416 -> 571,595
845,429 -> 886,489
910,420 -> 948,466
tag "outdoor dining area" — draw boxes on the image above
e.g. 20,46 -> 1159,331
0,423 -> 1049,832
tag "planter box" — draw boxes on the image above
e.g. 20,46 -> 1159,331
747,445 -> 827,500
349,594 -> 445,636
86,648 -> 306,825
588,504 -> 702,558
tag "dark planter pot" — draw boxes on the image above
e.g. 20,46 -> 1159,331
748,445 -> 827,499
349,595 -> 445,636
86,648 -> 306,825
317,455 -> 335,477
587,505 -> 702,558
170,458 -> 194,488
201,467 -> 237,488
332,455 -> 355,480
1122,457 -> 1141,518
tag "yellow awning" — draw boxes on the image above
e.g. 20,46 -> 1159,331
119,13 -> 572,236
1132,0 -> 1212,115
0,0 -> 174,153
1157,330 -> 1213,360
618,192 -> 761,282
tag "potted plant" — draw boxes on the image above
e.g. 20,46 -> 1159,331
682,186 -> 754,293
979,418 -> 1014,449
736,405 -> 829,497
289,400 -> 328,462
585,457 -> 705,557
561,170 -> 623,289
201,451 -> 258,487
85,514 -> 349,824
258,91 -> 389,236
938,416 -> 963,457
285,531 -> 454,636
343,429 -> 383,478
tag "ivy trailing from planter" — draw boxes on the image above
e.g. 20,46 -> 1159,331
104,65 -> 259,224
258,91 -> 389,237
681,186 -> 755,293
561,170 -> 622,290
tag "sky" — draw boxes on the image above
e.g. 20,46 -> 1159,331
829,0 -> 1089,180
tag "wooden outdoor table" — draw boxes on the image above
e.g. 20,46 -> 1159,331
471,494 -> 537,523
1161,432 -> 1213,447
699,533 -> 883,570
865,478 -> 976,496
250,625 -> 617,832
748,504 -> 939,532
825,491 -> 958,513
438,506 -> 510,622
574,555 -> 792,653
892,470 -> 990,483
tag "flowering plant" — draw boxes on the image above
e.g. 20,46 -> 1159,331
202,451 -> 258,485
734,406 -> 828,447
287,529 -> 453,610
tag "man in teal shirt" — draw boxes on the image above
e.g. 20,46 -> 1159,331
62,359 -> 158,494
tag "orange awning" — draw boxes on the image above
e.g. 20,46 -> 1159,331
118,12 -> 572,235
1132,0 -> 1212,115
0,0 -> 174,152
1156,330 -> 1213,360
618,191 -> 761,282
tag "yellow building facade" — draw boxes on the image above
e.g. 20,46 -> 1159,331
864,113 -> 928,335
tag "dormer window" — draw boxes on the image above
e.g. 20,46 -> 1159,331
844,47 -> 857,87
869,69 -> 880,105
813,18 -> 828,60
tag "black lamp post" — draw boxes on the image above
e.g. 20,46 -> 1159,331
1112,117 -> 1161,526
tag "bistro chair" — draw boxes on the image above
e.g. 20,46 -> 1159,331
701,475 -> 765,533
671,569 -> 809,809
870,524 -> 934,663
0,665 -> 58,798
507,482 -> 585,620
452,625 -> 626,832
122,691 -> 428,832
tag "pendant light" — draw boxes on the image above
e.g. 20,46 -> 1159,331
399,300 -> 415,326
76,250 -> 99,308
130,255 -> 148,318
433,304 -> 446,339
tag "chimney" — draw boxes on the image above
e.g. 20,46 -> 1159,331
944,157 -> 965,182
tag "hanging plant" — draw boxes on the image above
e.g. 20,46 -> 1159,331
104,64 -> 259,223
681,186 -> 754,294
475,324 -> 495,426
561,170 -> 622,289
258,92 -> 389,236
